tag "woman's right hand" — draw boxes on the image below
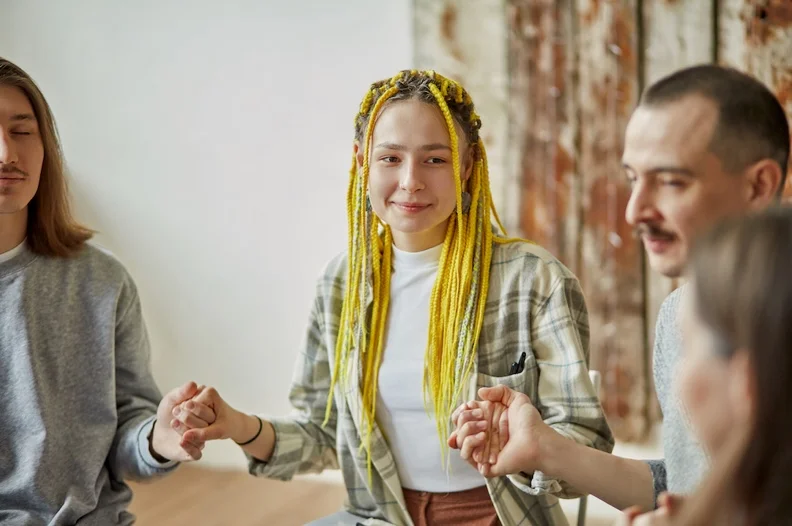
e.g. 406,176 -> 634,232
171,387 -> 273,459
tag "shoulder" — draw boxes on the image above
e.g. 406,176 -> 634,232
490,239 -> 579,292
41,242 -> 138,297
656,284 -> 687,333
313,250 -> 348,303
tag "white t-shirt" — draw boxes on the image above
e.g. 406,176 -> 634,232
376,243 -> 485,492
0,240 -> 26,264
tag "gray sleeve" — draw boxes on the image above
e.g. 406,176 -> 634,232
645,459 -> 667,507
107,276 -> 178,481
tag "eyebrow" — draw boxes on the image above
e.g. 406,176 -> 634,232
9,113 -> 37,122
373,142 -> 451,152
621,162 -> 695,177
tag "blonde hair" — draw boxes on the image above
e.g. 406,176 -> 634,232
0,57 -> 92,257
325,70 -> 517,476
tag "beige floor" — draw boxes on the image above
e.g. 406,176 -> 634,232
130,432 -> 662,526
129,465 -> 616,526
129,466 -> 347,526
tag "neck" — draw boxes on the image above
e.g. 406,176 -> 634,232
0,209 -> 27,254
391,220 -> 449,253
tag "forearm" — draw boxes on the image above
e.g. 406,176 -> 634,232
540,432 -> 655,511
231,412 -> 277,462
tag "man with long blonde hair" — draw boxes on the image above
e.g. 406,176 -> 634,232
0,57 -> 210,525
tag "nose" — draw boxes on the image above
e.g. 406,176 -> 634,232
625,178 -> 660,226
0,128 -> 18,165
399,161 -> 424,193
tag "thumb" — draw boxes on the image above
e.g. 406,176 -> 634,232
478,384 -> 520,406
165,381 -> 200,407
183,424 -> 226,444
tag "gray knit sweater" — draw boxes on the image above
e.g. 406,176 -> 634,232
0,243 -> 177,525
645,285 -> 710,501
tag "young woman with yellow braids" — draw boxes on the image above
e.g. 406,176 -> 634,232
171,70 -> 613,526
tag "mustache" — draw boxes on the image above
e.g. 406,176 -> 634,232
633,223 -> 675,240
0,165 -> 27,177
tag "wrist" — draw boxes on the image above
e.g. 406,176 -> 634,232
148,419 -> 171,463
230,410 -> 261,444
537,428 -> 569,477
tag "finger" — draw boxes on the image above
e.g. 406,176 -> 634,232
457,408 -> 485,428
182,400 -> 216,424
172,407 -> 210,430
461,431 -> 486,461
455,415 -> 488,447
183,424 -> 226,444
489,404 -> 503,464
478,385 -> 529,407
180,442 -> 203,461
498,404 -> 509,446
180,434 -> 206,451
170,418 -> 189,436
165,381 -> 200,407
448,430 -> 459,449
451,402 -> 471,425
192,386 -> 220,408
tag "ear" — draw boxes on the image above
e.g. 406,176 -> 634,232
727,349 -> 756,427
461,146 -> 475,184
744,158 -> 783,208
353,141 -> 365,169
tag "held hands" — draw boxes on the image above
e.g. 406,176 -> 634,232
150,382 -> 216,462
448,384 -> 553,478
169,386 -> 265,453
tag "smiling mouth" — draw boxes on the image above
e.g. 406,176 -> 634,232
393,202 -> 430,211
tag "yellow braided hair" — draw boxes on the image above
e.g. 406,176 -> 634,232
324,70 -> 516,476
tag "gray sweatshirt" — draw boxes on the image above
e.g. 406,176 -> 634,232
0,242 -> 177,525
646,285 -> 710,501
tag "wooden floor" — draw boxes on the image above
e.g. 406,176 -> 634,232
129,465 -> 347,526
129,465 -> 618,525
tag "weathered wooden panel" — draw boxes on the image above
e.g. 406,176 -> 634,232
577,0 -> 646,439
413,0 -> 520,232
642,0 -> 715,422
507,0 -> 581,272
720,0 -> 792,202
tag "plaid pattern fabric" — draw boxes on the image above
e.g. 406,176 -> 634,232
248,240 -> 614,526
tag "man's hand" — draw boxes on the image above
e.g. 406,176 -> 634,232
150,382 -> 215,462
450,385 -> 555,478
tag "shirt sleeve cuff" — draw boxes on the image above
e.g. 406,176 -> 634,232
138,416 -> 179,471
645,459 -> 667,508
506,470 -> 563,496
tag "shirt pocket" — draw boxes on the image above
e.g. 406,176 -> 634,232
475,367 -> 529,394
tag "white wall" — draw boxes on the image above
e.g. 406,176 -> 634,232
0,0 -> 412,468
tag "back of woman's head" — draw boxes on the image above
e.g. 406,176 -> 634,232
687,206 -> 792,524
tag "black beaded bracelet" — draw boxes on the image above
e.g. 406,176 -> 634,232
234,415 -> 263,446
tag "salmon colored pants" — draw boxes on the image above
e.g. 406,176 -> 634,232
402,485 -> 500,526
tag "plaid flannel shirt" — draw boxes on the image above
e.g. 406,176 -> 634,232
248,240 -> 614,526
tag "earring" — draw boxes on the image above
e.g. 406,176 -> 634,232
461,191 -> 472,214
365,195 -> 372,212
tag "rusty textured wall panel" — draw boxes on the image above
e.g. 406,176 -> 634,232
577,0 -> 647,439
720,0 -> 792,202
508,0 -> 581,273
413,0 -> 520,232
642,0 -> 715,422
